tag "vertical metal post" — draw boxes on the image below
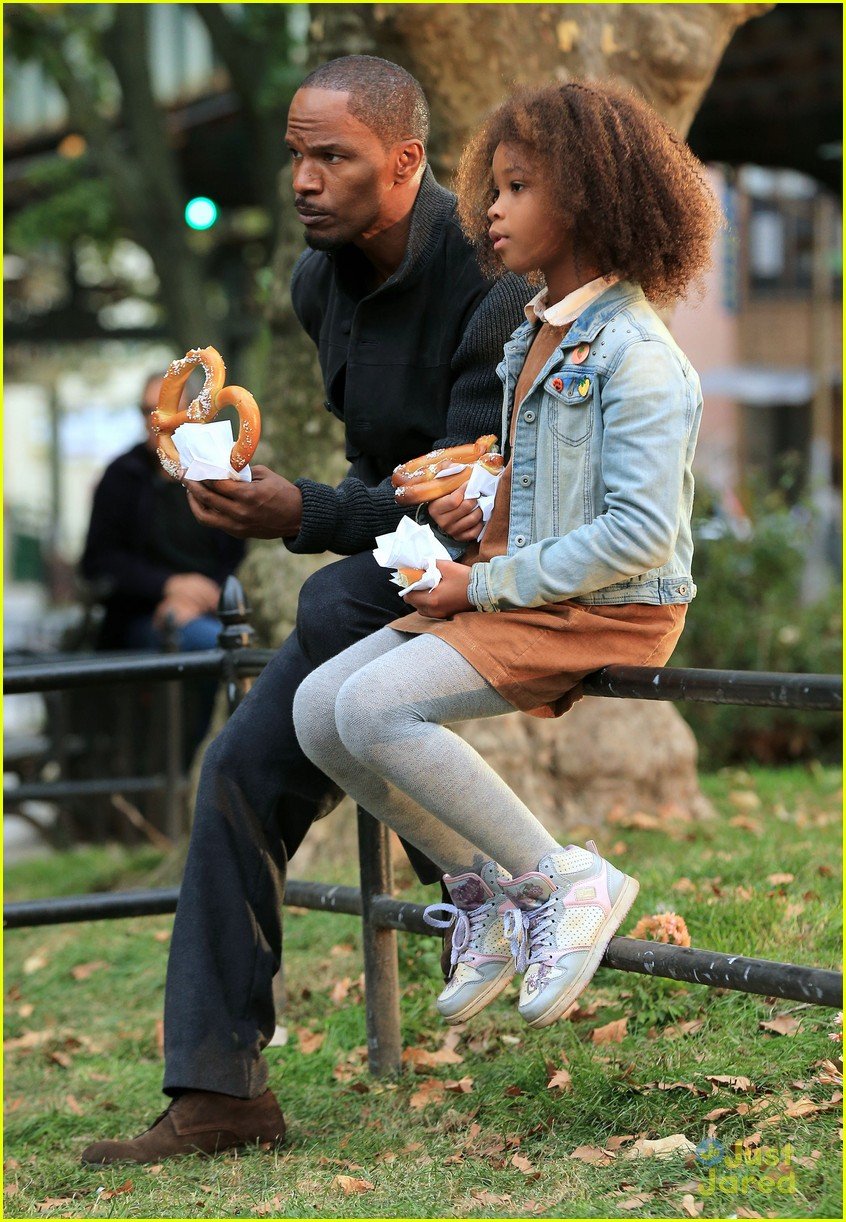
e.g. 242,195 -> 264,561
357,807 -> 402,1077
162,615 -> 184,840
217,576 -> 255,715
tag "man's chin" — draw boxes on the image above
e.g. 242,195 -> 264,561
304,230 -> 348,252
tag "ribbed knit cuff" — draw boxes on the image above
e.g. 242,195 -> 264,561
283,479 -> 341,555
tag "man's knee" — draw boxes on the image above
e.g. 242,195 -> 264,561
296,563 -> 358,666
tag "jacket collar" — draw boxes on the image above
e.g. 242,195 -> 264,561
332,166 -> 455,295
506,279 -> 646,356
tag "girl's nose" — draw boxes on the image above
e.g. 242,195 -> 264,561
487,198 -> 501,221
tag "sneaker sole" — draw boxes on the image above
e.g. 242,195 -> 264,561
439,960 -> 516,1025
522,875 -> 640,1029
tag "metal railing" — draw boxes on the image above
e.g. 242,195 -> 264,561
4,576 -> 843,1075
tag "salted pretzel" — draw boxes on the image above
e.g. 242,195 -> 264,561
150,346 -> 261,478
392,434 -> 502,506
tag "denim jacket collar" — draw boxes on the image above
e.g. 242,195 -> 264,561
503,279 -> 646,363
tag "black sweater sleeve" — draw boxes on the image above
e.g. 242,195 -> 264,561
285,273 -> 529,556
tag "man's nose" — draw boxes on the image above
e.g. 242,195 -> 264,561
292,158 -> 321,195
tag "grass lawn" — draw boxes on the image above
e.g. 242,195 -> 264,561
3,766 -> 842,1219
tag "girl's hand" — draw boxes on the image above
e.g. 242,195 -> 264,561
428,487 -> 484,542
404,560 -> 473,619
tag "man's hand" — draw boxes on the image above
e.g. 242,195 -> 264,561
162,573 -> 221,615
404,560 -> 473,619
185,465 -> 304,540
428,486 -> 485,543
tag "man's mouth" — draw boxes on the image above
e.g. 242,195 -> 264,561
295,203 -> 331,225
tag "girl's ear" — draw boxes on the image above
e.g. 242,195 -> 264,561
393,139 -> 425,184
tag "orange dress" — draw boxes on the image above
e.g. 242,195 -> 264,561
392,322 -> 686,718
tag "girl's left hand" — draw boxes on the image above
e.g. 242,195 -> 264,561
404,560 -> 473,619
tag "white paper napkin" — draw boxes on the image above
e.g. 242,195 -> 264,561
373,516 -> 451,598
172,421 -> 252,483
463,461 -> 504,540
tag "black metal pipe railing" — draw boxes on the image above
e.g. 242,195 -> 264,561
6,654 -> 842,710
5,882 -> 839,1009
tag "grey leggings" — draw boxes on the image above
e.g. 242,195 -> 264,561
293,627 -> 560,877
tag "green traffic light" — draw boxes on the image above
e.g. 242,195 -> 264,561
185,197 -> 219,230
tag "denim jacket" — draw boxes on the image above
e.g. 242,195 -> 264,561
467,280 -> 702,612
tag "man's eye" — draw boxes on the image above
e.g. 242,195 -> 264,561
287,148 -> 302,161
324,152 -> 343,164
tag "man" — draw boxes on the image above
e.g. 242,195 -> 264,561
82,55 -> 530,1165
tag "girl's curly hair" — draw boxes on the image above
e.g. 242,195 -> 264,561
455,81 -> 722,306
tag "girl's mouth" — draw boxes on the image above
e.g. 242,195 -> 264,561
489,231 -> 508,251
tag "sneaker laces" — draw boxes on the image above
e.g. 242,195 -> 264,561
503,899 -> 556,972
423,900 -> 495,968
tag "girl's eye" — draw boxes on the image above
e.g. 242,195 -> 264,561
511,181 -> 525,193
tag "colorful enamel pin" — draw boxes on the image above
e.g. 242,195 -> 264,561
551,377 -> 564,392
571,342 -> 590,365
577,376 -> 591,398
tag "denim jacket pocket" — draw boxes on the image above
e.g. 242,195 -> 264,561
544,372 -> 593,446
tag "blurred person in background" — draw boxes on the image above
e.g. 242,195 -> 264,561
81,372 -> 245,653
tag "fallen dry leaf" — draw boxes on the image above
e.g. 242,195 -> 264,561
605,1135 -> 636,1150
470,1189 -> 512,1206
681,1193 -> 704,1216
510,1153 -> 535,1174
17,1003 -> 34,1019
23,953 -> 48,975
630,912 -> 691,946
332,1175 -> 374,1195
409,1078 -> 445,1109
444,1077 -> 473,1093
4,1029 -> 51,1052
330,977 -> 351,1005
624,1134 -> 697,1160
592,1017 -> 628,1044
546,1066 -> 573,1091
70,960 -> 109,981
97,1179 -> 133,1201
153,929 -> 170,942
760,1015 -> 802,1036
728,814 -> 763,835
569,1144 -> 614,1165
706,1074 -> 754,1093
297,1028 -> 325,1054
65,1094 -> 83,1115
729,789 -> 761,811
402,1044 -> 463,1069
619,1193 -> 653,1211
766,872 -> 794,886
663,1019 -> 704,1039
672,877 -> 697,893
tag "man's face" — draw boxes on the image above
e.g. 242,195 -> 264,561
285,88 -> 397,251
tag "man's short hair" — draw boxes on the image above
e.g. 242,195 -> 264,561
300,55 -> 429,149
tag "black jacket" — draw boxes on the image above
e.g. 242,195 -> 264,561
80,443 -> 245,649
287,167 -> 533,555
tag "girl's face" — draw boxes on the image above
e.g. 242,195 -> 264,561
487,142 -> 570,280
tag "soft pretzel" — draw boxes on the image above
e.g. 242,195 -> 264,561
393,435 -> 501,506
150,346 -> 261,478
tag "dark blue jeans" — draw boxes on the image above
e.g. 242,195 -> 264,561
162,552 -> 437,1098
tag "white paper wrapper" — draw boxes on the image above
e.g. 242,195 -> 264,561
372,517 -> 451,598
173,421 -> 252,483
463,461 -> 504,540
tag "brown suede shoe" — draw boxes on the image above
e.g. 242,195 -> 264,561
80,1089 -> 285,1165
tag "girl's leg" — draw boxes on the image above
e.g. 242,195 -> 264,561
293,627 -> 502,875
329,633 -> 560,877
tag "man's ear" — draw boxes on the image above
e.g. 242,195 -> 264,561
393,139 -> 425,184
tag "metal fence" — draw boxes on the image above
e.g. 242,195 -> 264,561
4,577 -> 842,1075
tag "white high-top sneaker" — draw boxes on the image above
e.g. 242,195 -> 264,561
423,860 -> 518,1024
500,840 -> 639,1028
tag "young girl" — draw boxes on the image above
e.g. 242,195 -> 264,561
293,82 -> 720,1029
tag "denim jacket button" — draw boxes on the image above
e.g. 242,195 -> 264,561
523,410 -> 536,423
677,584 -> 688,595
520,475 -> 532,486
514,535 -> 526,546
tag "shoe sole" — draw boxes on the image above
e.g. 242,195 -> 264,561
439,960 -> 516,1025
522,876 -> 640,1029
